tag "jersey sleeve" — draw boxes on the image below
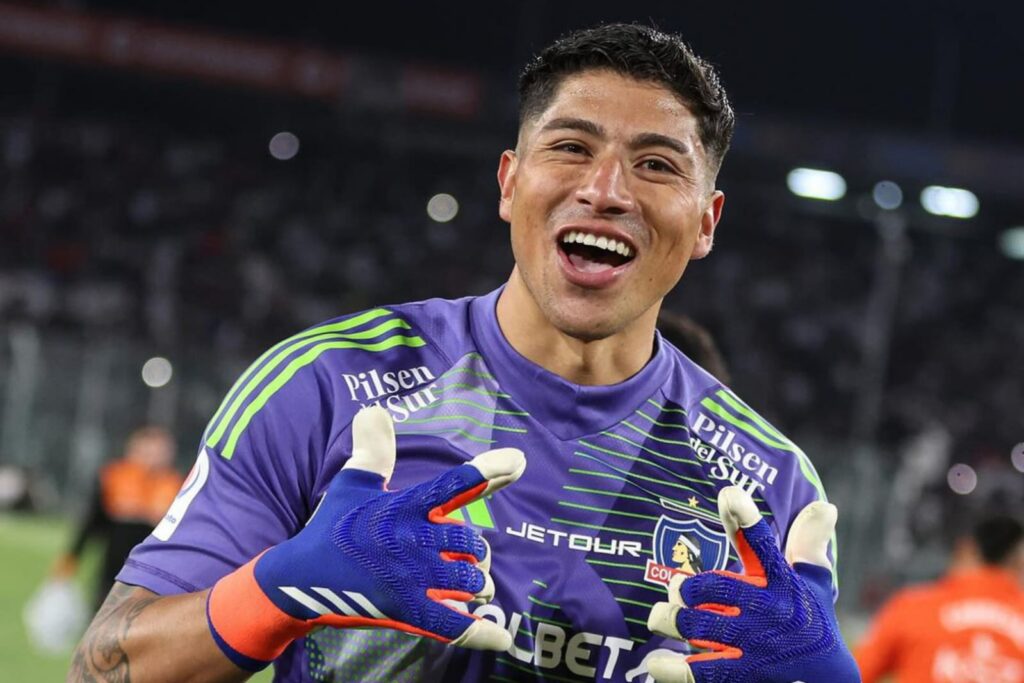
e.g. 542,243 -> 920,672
853,591 -> 912,682
116,341 -> 342,596
115,305 -> 446,596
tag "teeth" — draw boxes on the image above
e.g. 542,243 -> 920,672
560,231 -> 634,258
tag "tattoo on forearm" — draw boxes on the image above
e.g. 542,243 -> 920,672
68,584 -> 159,683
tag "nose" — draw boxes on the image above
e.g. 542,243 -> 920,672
575,155 -> 636,215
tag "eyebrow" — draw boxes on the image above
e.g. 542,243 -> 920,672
540,117 -> 692,158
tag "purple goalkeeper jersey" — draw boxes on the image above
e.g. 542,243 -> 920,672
119,287 -> 831,683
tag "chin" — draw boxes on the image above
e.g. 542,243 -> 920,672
548,303 -> 625,342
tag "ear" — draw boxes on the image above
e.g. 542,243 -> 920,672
497,150 -> 518,224
690,189 -> 724,260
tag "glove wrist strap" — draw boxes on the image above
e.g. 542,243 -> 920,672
207,556 -> 311,671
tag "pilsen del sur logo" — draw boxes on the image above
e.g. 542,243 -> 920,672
644,515 -> 730,587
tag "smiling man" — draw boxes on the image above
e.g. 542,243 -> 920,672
70,23 -> 858,683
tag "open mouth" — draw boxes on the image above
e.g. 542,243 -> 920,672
558,230 -> 636,273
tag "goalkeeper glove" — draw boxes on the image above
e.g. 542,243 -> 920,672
646,486 -> 860,683
206,406 -> 526,671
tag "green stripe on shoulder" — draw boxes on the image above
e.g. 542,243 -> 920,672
204,308 -> 393,444
219,334 -> 426,459
207,314 -> 413,450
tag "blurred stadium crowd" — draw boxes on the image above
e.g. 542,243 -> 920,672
0,3 -> 1022,619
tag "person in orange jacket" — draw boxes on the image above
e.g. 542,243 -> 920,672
855,513 -> 1024,683
51,426 -> 183,611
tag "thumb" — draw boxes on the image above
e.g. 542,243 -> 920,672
420,448 -> 526,520
717,485 -> 779,581
783,500 -> 837,570
341,406 -> 397,483
467,447 -> 527,497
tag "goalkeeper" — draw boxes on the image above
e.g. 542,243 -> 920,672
70,22 -> 858,683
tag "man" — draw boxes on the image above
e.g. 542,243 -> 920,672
855,515 -> 1024,683
70,24 -> 858,683
51,426 -> 182,611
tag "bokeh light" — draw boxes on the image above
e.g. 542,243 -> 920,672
427,193 -> 459,222
141,357 -> 173,388
269,131 -> 300,160
946,463 -> 977,495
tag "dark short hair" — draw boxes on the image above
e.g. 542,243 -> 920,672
519,23 -> 735,174
657,311 -> 731,384
974,515 -> 1024,566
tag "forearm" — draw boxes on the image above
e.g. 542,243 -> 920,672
68,582 -> 249,683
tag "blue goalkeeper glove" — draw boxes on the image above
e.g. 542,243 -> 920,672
207,406 -> 526,671
646,486 -> 860,683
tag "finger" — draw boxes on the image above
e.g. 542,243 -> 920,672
422,600 -> 512,651
477,536 -> 492,574
417,448 -> 526,520
469,537 -> 495,603
433,524 -> 487,563
449,614 -> 513,651
667,572 -> 686,607
784,500 -> 837,571
679,572 -> 763,613
427,565 -> 495,606
427,560 -> 486,600
674,607 -> 737,644
647,653 -> 695,683
648,601 -> 684,640
340,406 -> 396,485
717,486 -> 785,584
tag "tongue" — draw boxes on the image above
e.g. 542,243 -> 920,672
568,251 -> 616,273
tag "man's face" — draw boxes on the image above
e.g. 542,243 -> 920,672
128,434 -> 175,470
498,69 -> 724,341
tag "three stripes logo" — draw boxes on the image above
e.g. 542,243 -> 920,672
446,497 -> 496,528
279,587 -> 387,620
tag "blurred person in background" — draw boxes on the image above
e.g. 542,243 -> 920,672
657,310 -> 731,385
50,427 -> 182,612
855,514 -> 1024,683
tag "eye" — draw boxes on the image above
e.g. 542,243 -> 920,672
553,142 -> 588,155
640,158 -> 676,173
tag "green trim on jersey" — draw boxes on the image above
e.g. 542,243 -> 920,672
206,309 -> 426,459
701,389 -> 838,584
204,308 -> 393,443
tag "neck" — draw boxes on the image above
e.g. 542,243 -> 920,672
495,269 -> 658,386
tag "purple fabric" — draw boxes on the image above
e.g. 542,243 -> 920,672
117,287 -> 829,682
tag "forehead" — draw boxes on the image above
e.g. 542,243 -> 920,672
527,70 -> 703,149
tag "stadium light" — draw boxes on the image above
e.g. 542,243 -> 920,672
920,185 -> 978,219
1013,443 -> 1024,473
946,463 -> 977,495
427,193 -> 459,223
269,132 -> 300,161
872,180 -> 903,210
999,227 -> 1024,261
142,357 -> 173,388
786,168 -> 847,201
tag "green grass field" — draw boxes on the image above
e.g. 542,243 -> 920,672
0,513 -> 89,681
0,513 -> 271,682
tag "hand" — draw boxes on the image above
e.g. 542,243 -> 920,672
207,406 -> 526,671
646,486 -> 860,683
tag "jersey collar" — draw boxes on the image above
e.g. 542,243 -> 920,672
468,287 -> 673,441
